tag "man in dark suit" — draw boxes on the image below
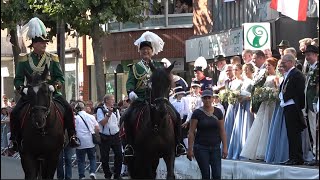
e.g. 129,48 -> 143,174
280,53 -> 307,165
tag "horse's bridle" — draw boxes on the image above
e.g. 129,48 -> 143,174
27,81 -> 53,131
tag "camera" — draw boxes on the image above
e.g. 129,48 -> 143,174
113,103 -> 119,112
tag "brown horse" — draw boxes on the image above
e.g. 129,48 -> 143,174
18,66 -> 64,179
126,62 -> 177,179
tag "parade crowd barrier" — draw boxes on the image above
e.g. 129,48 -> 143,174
156,156 -> 319,179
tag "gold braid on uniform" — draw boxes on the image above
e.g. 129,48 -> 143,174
132,62 -> 150,90
28,52 -> 51,72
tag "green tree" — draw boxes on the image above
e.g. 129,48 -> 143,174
30,0 -> 149,102
1,0 -> 58,101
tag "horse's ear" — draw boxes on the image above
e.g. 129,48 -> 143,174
41,65 -> 49,80
149,61 -> 156,72
166,61 -> 176,73
24,69 -> 32,83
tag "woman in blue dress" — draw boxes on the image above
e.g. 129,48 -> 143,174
223,64 -> 243,151
265,59 -> 289,163
227,63 -> 255,160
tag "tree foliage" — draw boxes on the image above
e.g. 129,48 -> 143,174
26,0 -> 149,101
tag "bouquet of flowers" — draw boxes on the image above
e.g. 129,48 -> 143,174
308,66 -> 319,87
227,90 -> 240,104
252,87 -> 279,105
218,90 -> 230,103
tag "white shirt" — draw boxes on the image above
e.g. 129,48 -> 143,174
279,67 -> 295,107
214,103 -> 225,117
97,104 -> 120,135
75,111 -> 99,149
185,93 -> 202,122
171,97 -> 189,119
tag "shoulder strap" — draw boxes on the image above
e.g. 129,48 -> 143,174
198,107 -> 219,120
78,113 -> 90,132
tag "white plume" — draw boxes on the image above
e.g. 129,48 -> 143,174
20,17 -> 47,40
194,56 -> 207,71
134,31 -> 164,55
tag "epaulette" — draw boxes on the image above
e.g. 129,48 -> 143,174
18,53 -> 28,62
206,77 -> 212,80
48,53 -> 59,62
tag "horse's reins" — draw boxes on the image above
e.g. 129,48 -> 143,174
28,81 -> 53,135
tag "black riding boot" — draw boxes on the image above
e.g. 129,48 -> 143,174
9,99 -> 25,152
122,105 -> 135,157
169,104 -> 186,157
55,96 -> 80,148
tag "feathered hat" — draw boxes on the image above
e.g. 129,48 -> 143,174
194,56 -> 207,71
20,17 -> 49,47
161,58 -> 171,68
134,31 -> 164,55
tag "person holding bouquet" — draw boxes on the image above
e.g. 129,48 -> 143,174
227,63 -> 255,160
224,64 -> 242,151
240,57 -> 278,160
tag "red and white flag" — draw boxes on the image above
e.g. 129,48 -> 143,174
270,0 -> 308,21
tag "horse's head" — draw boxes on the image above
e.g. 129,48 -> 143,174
24,65 -> 54,129
149,61 -> 175,116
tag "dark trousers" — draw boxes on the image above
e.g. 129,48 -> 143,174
284,105 -> 304,161
57,145 -> 75,180
99,132 -> 123,179
193,144 -> 221,179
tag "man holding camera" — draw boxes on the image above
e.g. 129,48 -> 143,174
96,94 -> 123,179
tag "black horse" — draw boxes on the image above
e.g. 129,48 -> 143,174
126,62 -> 177,179
18,66 -> 64,179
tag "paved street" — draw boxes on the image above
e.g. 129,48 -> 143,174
1,156 -> 106,179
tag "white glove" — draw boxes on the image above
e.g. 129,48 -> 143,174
22,87 -> 28,95
129,91 -> 138,101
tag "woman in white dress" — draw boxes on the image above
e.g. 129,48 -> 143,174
240,58 -> 278,160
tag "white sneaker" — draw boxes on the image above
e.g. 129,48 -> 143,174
89,173 -> 96,180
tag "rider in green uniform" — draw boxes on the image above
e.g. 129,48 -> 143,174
122,31 -> 186,157
10,17 -> 80,151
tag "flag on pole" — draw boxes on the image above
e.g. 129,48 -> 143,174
270,0 -> 308,21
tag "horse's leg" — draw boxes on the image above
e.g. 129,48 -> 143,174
163,153 -> 176,179
20,153 -> 38,179
42,152 -> 60,179
151,157 -> 160,179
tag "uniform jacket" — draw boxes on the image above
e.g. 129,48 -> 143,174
192,77 -> 213,92
305,62 -> 319,112
126,60 -> 163,101
280,68 -> 306,111
14,52 -> 64,90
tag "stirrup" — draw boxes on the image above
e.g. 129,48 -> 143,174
176,144 -> 186,156
124,144 -> 134,157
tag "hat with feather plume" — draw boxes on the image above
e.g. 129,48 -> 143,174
20,17 -> 49,47
134,31 -> 164,56
194,56 -> 207,71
